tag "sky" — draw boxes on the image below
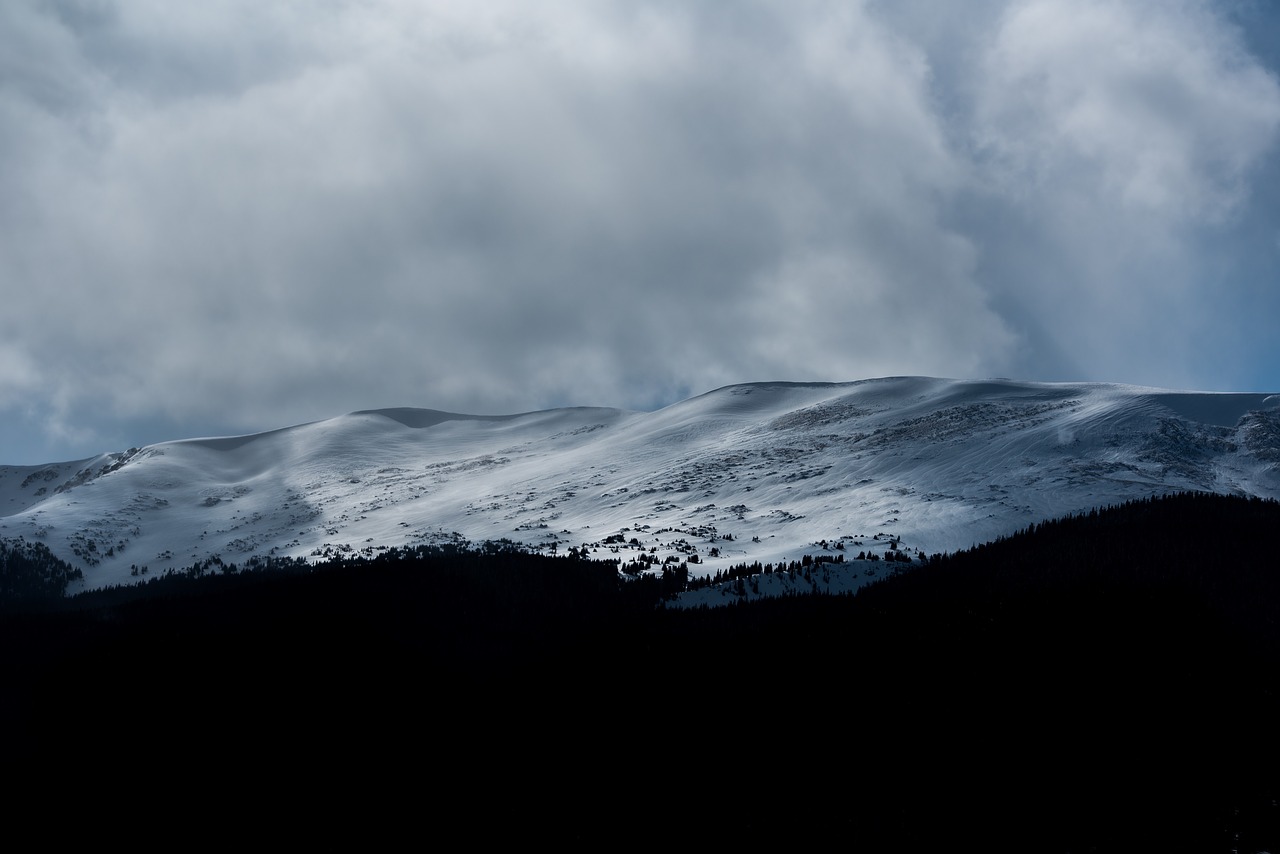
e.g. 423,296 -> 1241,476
4,0 -> 1280,465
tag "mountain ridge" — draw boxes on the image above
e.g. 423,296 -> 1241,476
3,376 -> 1278,593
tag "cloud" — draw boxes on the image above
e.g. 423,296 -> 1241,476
954,0 -> 1280,385
974,0 -> 1280,219
2,0 -> 1279,463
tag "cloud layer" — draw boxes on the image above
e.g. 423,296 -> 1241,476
3,0 -> 1280,463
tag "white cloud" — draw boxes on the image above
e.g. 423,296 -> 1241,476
974,0 -> 1280,220
2,0 -> 1280,463
954,0 -> 1280,387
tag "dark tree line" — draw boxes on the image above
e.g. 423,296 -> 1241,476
0,537 -> 83,605
2,492 -> 1279,850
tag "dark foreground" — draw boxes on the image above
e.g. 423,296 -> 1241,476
2,492 -> 1278,850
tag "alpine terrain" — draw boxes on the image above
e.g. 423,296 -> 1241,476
6,377 -> 1280,851
3,376 -> 1278,596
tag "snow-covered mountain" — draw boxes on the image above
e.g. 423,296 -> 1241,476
3,376 -> 1279,594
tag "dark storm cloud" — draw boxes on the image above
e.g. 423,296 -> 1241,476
2,0 -> 1279,464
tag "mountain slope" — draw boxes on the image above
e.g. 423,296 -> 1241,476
2,376 -> 1278,592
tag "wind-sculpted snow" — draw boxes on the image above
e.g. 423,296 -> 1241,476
1238,409 -> 1280,463
1,377 -> 1278,592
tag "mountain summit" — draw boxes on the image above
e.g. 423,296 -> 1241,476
3,377 -> 1278,592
